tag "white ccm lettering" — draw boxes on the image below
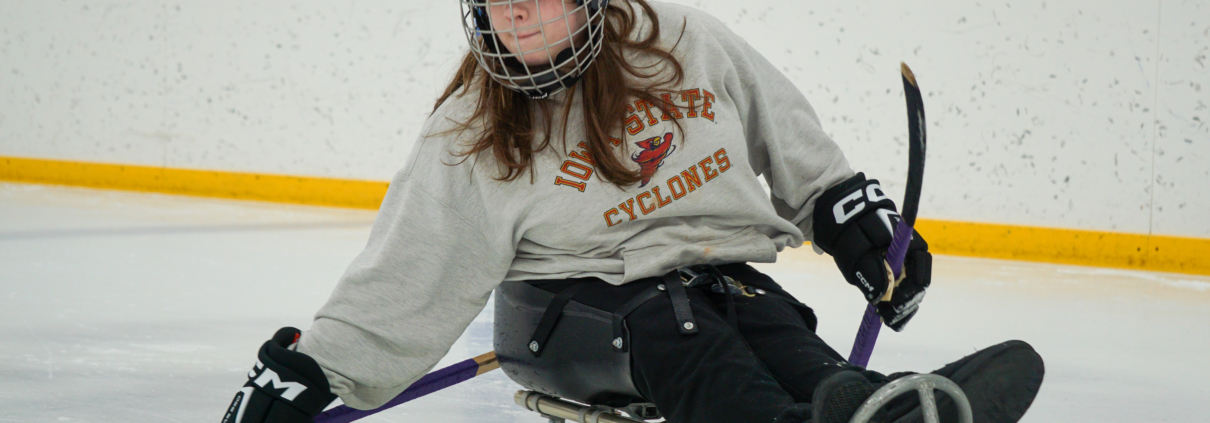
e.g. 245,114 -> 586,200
248,359 -> 263,378
865,184 -> 888,202
231,387 -> 255,423
834,183 -> 891,225
833,190 -> 866,224
254,368 -> 308,401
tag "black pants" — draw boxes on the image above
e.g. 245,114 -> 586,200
529,263 -> 880,423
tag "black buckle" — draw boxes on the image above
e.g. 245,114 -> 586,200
709,276 -> 757,297
677,266 -> 711,287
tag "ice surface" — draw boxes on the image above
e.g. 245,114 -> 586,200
2,182 -> 1207,422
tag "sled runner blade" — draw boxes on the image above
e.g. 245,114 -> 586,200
516,390 -> 645,423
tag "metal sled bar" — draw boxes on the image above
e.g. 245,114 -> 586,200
849,374 -> 972,423
515,391 -> 644,423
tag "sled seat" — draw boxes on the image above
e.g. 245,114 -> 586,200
493,280 -> 651,409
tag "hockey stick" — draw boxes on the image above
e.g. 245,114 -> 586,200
313,351 -> 499,423
847,63 -> 927,367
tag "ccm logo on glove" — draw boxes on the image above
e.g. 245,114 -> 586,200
832,183 -> 891,225
812,173 -> 932,332
221,327 -> 337,423
247,360 -> 308,401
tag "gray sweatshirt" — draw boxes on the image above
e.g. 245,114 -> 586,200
298,1 -> 854,410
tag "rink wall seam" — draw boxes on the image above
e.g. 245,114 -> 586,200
3,156 -> 1208,276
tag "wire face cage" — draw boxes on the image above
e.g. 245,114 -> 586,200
459,0 -> 610,99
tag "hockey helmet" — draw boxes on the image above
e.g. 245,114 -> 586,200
459,0 -> 611,99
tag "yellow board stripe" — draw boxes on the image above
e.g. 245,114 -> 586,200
913,220 -> 1209,276
0,156 -> 388,210
3,156 -> 1208,276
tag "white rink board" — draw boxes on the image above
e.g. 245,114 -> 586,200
1,0 -> 1208,237
1,183 -> 1208,422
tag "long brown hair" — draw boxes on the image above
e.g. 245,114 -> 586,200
434,0 -> 686,187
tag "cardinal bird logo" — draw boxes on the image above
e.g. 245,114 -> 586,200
631,132 -> 676,187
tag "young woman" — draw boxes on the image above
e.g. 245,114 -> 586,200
221,1 -> 1044,423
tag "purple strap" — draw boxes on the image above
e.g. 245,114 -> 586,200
314,358 -> 481,423
847,222 -> 914,367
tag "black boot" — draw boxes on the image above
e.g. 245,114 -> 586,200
885,340 -> 1045,423
775,370 -> 888,423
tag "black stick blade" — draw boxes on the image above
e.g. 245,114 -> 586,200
899,62 -> 927,225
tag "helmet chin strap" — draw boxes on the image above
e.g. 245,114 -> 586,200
504,48 -> 582,99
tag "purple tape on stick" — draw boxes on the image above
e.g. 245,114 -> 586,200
847,222 -> 914,367
315,358 -> 481,423
885,222 -> 914,279
848,305 -> 882,367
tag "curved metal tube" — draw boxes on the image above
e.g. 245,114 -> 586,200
515,391 -> 643,423
849,374 -> 973,423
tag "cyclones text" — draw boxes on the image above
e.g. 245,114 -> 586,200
603,148 -> 731,227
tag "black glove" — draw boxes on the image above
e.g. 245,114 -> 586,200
811,173 -> 932,331
221,327 -> 337,423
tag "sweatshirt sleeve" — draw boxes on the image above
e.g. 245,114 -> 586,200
693,13 -> 856,242
296,140 -> 513,410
